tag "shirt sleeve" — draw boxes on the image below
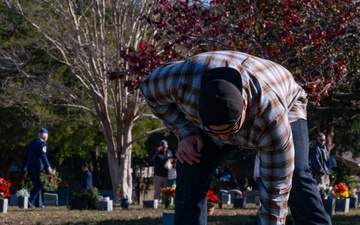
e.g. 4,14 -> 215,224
258,113 -> 294,225
140,66 -> 200,140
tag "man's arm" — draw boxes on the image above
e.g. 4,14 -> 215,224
141,90 -> 199,140
258,115 -> 294,225
40,143 -> 52,174
140,65 -> 200,141
141,69 -> 204,164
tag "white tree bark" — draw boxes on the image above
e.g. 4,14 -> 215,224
4,0 -> 156,202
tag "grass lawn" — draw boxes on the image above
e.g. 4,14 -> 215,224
0,203 -> 359,225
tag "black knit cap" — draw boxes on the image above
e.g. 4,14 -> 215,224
198,67 -> 243,127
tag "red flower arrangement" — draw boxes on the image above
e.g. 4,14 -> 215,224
161,184 -> 176,198
18,170 -> 61,192
333,182 -> 349,198
41,171 -> 61,192
161,184 -> 176,209
0,178 -> 12,199
206,190 -> 221,204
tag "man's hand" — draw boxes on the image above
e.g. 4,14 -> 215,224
176,135 -> 203,165
47,167 -> 53,175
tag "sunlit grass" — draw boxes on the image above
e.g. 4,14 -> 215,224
0,204 -> 359,225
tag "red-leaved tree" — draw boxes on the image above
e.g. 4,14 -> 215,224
138,0 -> 359,107
133,0 -> 359,175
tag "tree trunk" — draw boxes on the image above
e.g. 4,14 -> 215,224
106,127 -> 133,203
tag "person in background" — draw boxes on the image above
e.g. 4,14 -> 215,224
164,156 -> 177,187
141,51 -> 331,225
21,128 -> 53,208
151,140 -> 173,202
82,162 -> 93,190
310,132 -> 331,187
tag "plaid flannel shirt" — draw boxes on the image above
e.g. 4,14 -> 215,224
140,51 -> 308,225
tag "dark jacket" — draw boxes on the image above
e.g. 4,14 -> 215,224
83,170 -> 93,190
21,138 -> 51,174
310,142 -> 331,175
152,149 -> 173,177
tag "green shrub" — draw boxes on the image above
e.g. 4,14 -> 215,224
69,187 -> 99,209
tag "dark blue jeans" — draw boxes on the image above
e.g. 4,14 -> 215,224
174,119 -> 332,225
174,129 -> 237,225
289,119 -> 332,225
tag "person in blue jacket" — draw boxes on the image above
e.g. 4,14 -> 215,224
21,128 -> 53,208
82,162 -> 93,190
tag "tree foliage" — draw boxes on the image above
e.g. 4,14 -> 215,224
2,0 -> 170,201
139,0 -> 359,107
137,0 -> 360,178
227,0 -> 359,106
0,107 -> 34,178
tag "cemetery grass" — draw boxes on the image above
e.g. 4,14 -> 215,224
0,204 -> 359,225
